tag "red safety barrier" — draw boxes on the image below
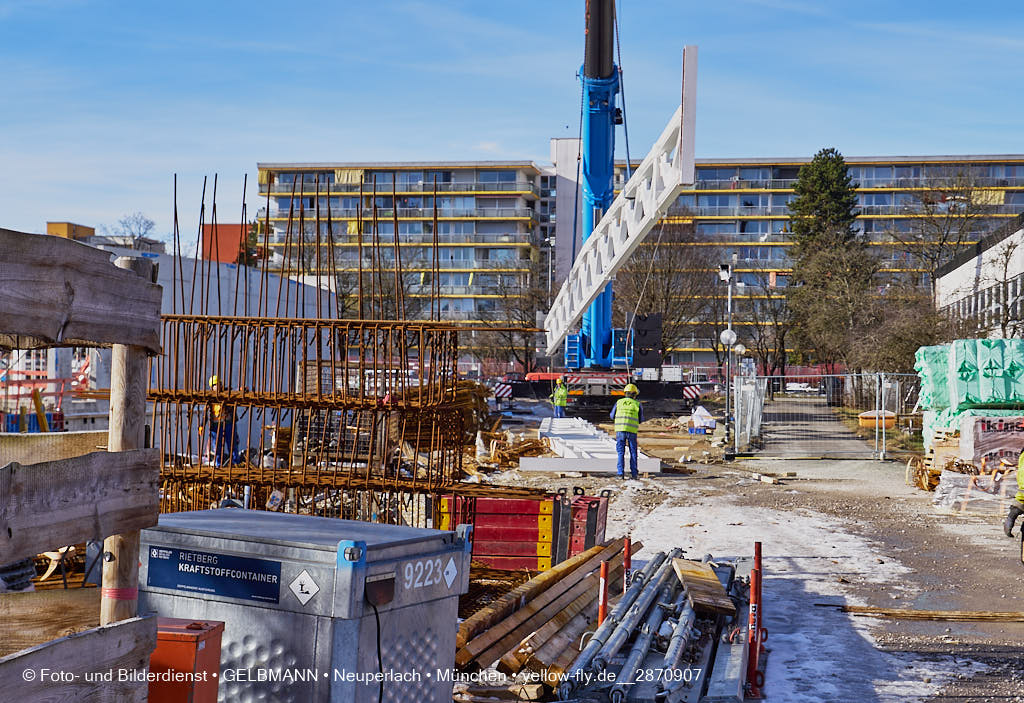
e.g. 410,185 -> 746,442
746,541 -> 767,698
623,536 -> 632,596
747,568 -> 763,697
598,560 -> 609,625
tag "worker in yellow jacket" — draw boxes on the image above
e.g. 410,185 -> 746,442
550,377 -> 569,419
610,384 -> 643,480
1005,451 -> 1024,536
207,375 -> 241,467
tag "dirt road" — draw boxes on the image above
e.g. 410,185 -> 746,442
495,455 -> 1024,701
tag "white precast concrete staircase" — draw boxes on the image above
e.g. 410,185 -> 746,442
520,417 -> 662,474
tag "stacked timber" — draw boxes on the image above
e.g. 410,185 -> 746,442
455,538 -> 639,690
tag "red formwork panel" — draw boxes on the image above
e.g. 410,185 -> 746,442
473,554 -> 552,571
474,539 -> 552,557
567,489 -> 610,558
473,524 -> 553,543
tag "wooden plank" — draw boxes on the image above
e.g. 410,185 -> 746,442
0,228 -> 162,353
0,431 -> 108,466
0,449 -> 160,565
463,566 -> 606,671
831,605 -> 1024,621
454,683 -> 545,701
498,541 -> 642,675
672,558 -> 736,615
457,537 -> 623,648
0,615 -> 157,702
0,588 -> 100,657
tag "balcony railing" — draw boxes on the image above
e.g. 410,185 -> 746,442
259,207 -> 535,220
260,180 -> 539,196
266,232 -> 532,247
671,203 -> 1023,218
694,176 -> 1024,191
323,258 -> 530,271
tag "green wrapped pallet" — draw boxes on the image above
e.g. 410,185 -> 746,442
947,338 -> 1024,410
914,344 -> 950,411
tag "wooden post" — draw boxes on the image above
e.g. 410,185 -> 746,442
100,257 -> 156,626
31,388 -> 50,432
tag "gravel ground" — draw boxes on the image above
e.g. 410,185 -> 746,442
490,454 -> 1024,701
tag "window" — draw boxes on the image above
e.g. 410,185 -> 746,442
696,167 -> 737,181
436,222 -> 475,235
740,167 -> 769,181
396,171 -> 424,185
739,194 -> 768,209
696,222 -> 737,236
427,196 -> 475,210
675,194 -> 696,209
365,171 -> 394,185
698,194 -> 736,209
397,196 -> 423,208
422,170 -> 452,184
739,220 -> 769,235
479,170 -> 516,183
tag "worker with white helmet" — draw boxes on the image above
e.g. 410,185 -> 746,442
610,383 -> 643,480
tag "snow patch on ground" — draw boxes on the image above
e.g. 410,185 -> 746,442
606,482 -> 989,702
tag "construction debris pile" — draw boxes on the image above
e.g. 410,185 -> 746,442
914,340 -> 1024,512
455,540 -> 635,691
453,539 -> 760,702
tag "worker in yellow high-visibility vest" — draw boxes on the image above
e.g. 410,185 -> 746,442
1005,451 -> 1024,536
207,375 -> 241,467
550,377 -> 569,419
610,383 -> 643,480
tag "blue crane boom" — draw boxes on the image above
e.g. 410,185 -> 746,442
579,0 -> 619,369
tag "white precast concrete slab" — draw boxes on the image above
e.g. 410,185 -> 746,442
520,417 -> 661,473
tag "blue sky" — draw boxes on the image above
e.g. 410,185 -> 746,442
1,0 -> 1022,243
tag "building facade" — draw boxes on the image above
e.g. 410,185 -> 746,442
936,214 -> 1024,338
255,161 -> 548,322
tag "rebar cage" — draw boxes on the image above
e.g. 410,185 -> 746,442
150,315 -> 465,525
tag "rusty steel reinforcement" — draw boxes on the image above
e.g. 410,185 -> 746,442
150,316 -> 468,519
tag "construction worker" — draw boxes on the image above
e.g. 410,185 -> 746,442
550,377 -> 569,418
207,375 -> 241,466
610,383 -> 643,480
1004,451 -> 1024,536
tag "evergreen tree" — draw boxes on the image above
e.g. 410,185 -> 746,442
788,147 -> 859,261
786,148 -> 877,370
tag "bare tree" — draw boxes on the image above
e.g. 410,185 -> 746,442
106,211 -> 156,249
612,220 -> 717,364
889,166 -> 995,300
476,261 -> 547,373
739,266 -> 792,376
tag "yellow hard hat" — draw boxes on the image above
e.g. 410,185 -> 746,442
624,383 -> 639,395
208,375 -> 220,388
556,377 -> 564,384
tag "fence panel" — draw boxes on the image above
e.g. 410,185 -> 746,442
733,373 -> 922,459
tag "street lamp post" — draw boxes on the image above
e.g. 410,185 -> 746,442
719,263 -> 735,444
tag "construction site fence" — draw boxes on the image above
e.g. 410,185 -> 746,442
733,372 -> 921,458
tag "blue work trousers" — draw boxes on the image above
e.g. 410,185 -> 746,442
211,421 -> 240,466
554,405 -> 566,418
616,431 -> 638,479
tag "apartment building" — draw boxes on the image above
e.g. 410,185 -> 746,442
550,148 -> 1024,363
255,161 -> 548,321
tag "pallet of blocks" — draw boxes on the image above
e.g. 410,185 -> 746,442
454,538 -> 640,698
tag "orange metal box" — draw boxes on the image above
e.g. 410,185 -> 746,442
149,617 -> 224,703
